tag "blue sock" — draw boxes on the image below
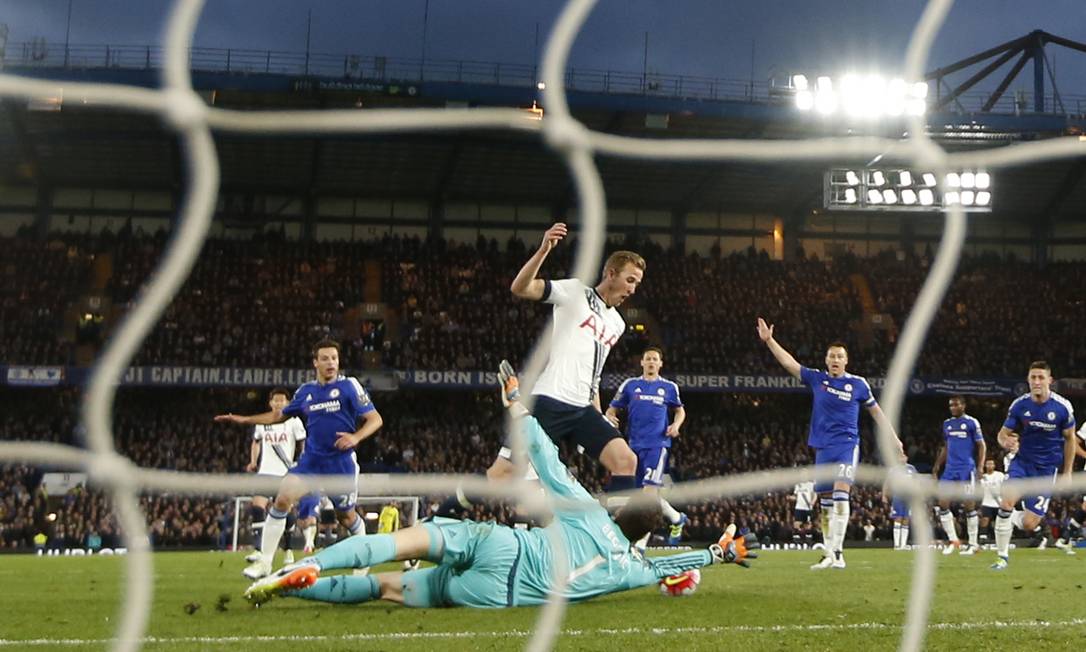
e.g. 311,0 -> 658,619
290,575 -> 381,604
312,533 -> 396,571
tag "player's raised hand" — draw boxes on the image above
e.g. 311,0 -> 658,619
755,317 -> 774,342
539,222 -> 567,253
335,432 -> 359,450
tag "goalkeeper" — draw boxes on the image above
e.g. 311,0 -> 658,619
245,361 -> 758,608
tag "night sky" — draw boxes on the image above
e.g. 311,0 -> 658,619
4,1 -> 1086,95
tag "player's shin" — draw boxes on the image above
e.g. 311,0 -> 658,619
995,508 -> 1013,558
966,510 -> 979,547
310,533 -> 397,571
893,523 -> 903,548
303,524 -> 317,551
819,497 -> 832,554
939,509 -> 960,543
830,491 -> 850,555
261,507 -> 289,564
289,575 -> 381,604
659,497 -> 682,526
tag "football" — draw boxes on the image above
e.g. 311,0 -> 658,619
658,569 -> 700,597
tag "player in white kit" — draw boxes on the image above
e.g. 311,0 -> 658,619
978,458 -> 1005,544
244,387 -> 307,566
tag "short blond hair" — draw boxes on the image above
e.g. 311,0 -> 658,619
604,250 -> 646,274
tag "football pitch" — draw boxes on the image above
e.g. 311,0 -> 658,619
1,548 -> 1082,651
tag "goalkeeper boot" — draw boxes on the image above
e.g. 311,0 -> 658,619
667,513 -> 688,546
244,561 -> 320,605
710,524 -> 759,567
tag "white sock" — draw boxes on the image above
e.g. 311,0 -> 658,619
819,498 -> 833,556
831,494 -> 850,554
660,498 -> 682,525
635,531 -> 650,551
261,509 -> 288,565
902,524 -> 909,547
347,513 -> 365,536
939,510 -> 959,543
893,523 -> 903,548
303,525 -> 316,549
995,512 -> 1013,558
966,513 -> 979,547
1010,510 -> 1026,530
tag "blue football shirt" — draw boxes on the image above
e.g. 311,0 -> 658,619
282,375 -> 376,457
1002,392 -> 1075,467
942,414 -> 984,472
609,377 -> 683,449
799,366 -> 876,449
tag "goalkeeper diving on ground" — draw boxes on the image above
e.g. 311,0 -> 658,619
244,360 -> 758,608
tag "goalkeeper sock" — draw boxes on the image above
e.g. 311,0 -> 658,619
660,498 -> 682,526
290,575 -> 380,604
995,508 -> 1013,558
312,533 -> 396,571
939,509 -> 959,543
966,511 -> 979,547
260,507 -> 288,565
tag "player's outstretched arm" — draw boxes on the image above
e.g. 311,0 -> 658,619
755,317 -> 802,378
866,404 -> 906,463
214,410 -> 286,426
510,222 -> 567,301
710,524 -> 760,568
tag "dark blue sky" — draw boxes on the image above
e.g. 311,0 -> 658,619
5,1 -> 1086,92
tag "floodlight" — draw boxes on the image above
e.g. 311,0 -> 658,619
796,91 -> 815,110
975,172 -> 990,189
906,99 -> 926,116
922,173 -> 937,187
976,191 -> 991,206
945,191 -> 960,205
897,171 -> 912,187
871,170 -> 886,186
792,74 -> 809,91
946,173 -> 961,187
845,170 -> 860,186
817,76 -> 833,92
918,189 -> 934,205
886,78 -> 907,115
883,189 -> 898,204
961,190 -> 975,206
867,189 -> 883,204
901,189 -> 917,205
911,82 -> 928,99
844,188 -> 857,203
960,172 -> 975,188
536,82 -> 546,90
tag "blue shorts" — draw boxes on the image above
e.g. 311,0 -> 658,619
290,452 -> 358,512
402,518 -> 521,608
1007,457 -> 1059,517
890,498 -> 910,520
813,442 -> 859,493
940,467 -> 976,496
295,492 -> 322,520
634,446 -> 671,488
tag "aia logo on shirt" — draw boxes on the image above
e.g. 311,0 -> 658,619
579,314 -> 618,347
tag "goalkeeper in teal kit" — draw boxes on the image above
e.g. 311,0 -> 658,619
245,361 -> 758,608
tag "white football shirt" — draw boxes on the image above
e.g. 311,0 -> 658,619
253,417 -> 307,476
980,471 -> 1006,508
793,480 -> 816,512
531,278 -> 626,407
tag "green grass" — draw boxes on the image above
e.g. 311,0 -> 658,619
1,548 -> 1083,651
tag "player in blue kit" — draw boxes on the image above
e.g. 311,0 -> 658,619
883,462 -> 918,550
931,395 -> 986,556
605,347 -> 688,546
244,361 -> 759,608
216,338 -> 384,579
756,318 -> 905,570
990,361 -> 1077,570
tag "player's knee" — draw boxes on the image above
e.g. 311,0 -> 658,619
601,445 -> 637,475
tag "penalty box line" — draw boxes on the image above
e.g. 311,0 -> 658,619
4,618 -> 1086,646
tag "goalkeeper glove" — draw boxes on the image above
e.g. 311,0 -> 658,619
709,524 -> 760,568
498,359 -> 520,406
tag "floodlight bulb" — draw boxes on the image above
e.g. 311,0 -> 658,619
871,170 -> 886,186
918,188 -> 934,205
946,173 -> 961,187
901,189 -> 917,205
536,81 -> 546,90
961,190 -> 975,206
814,91 -> 837,114
961,172 -> 975,188
976,191 -> 991,206
793,75 -> 809,91
868,189 -> 883,204
912,82 -> 929,99
945,191 -> 960,205
898,171 -> 912,187
796,91 -> 815,111
906,99 -> 926,116
817,76 -> 833,92
922,173 -> 937,187
845,170 -> 860,186
844,188 -> 857,204
883,189 -> 898,204
976,172 -> 990,189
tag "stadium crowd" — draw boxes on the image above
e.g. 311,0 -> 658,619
1,386 -> 1077,551
6,229 -> 1086,379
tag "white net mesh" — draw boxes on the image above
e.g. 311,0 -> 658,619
2,0 -> 1086,650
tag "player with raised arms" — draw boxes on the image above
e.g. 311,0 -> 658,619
605,346 -> 688,546
931,395 -> 986,555
244,361 -> 759,608
216,338 -> 384,579
243,387 -> 308,567
756,317 -> 905,570
990,361 -> 1076,570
